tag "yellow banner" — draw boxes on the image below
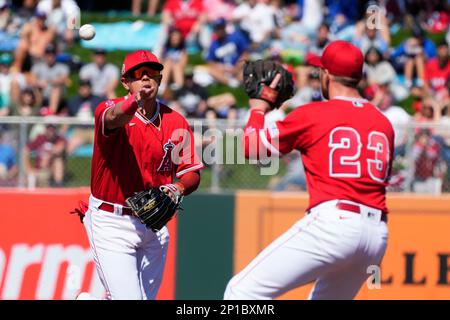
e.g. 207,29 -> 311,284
234,192 -> 450,300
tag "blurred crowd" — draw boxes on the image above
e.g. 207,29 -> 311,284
0,0 -> 448,193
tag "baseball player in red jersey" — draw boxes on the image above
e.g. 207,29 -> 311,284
79,49 -> 204,300
224,41 -> 395,300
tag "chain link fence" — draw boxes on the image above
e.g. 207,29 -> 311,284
0,116 -> 448,194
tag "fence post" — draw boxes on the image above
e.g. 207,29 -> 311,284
403,122 -> 416,192
211,162 -> 220,193
18,122 -> 28,188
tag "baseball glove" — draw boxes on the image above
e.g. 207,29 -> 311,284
125,187 -> 183,232
243,59 -> 294,109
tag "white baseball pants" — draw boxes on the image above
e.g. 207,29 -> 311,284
224,200 -> 389,300
83,196 -> 169,300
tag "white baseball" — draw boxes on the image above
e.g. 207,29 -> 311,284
79,24 -> 96,41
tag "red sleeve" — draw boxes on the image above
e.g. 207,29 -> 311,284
174,119 -> 204,178
94,99 -> 121,141
162,0 -> 175,12
272,108 -> 310,154
424,60 -> 433,82
243,108 -> 309,159
26,135 -> 45,151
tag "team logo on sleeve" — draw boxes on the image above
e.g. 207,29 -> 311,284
157,139 -> 175,172
106,100 -> 115,108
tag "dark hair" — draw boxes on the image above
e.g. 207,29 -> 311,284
365,46 -> 383,64
411,24 -> 425,40
437,39 -> 449,48
332,75 -> 360,88
318,23 -> 330,31
164,27 -> 185,51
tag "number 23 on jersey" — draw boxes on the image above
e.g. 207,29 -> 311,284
329,127 -> 390,182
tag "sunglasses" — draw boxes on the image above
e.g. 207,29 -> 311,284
127,66 -> 161,81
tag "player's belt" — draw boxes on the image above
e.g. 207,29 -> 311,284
98,202 -> 133,216
336,201 -> 388,223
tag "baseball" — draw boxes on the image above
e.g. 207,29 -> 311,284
79,24 -> 96,41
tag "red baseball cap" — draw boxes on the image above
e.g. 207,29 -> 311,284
121,49 -> 163,76
308,40 -> 364,79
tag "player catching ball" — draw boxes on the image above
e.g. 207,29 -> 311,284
77,49 -> 203,300
224,41 -> 394,300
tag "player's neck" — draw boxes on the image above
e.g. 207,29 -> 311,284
138,100 -> 159,122
142,100 -> 157,115
328,83 -> 362,101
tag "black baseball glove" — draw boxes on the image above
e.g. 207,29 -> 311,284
125,187 -> 183,232
243,59 -> 295,109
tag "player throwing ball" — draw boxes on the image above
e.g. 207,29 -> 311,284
224,41 -> 394,300
79,49 -> 203,300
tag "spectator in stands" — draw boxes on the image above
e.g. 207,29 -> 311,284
12,10 -> 55,72
206,17 -> 249,87
412,128 -> 446,194
0,52 -> 27,114
425,39 -> 450,101
363,46 -> 409,101
296,0 -> 323,33
307,23 -> 331,57
79,48 -> 119,100
204,0 -> 236,22
390,25 -> 437,89
206,92 -> 237,121
277,12 -> 312,55
170,68 -> 208,118
325,0 -> 363,38
160,0 -> 207,55
14,0 -> 39,31
30,44 -> 69,114
288,67 -> 322,108
23,123 -> 66,188
11,86 -> 41,117
37,0 -> 80,47
413,96 -> 440,128
368,84 -> 412,157
0,128 -> 17,185
132,0 -> 160,17
10,86 -> 43,142
0,52 -> 11,115
0,0 -> 15,36
232,0 -> 276,56
353,11 -> 390,56
160,27 -> 188,95
66,79 -> 102,155
201,0 -> 238,52
433,99 -> 450,171
364,47 -> 396,86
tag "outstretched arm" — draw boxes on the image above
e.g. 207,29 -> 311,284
103,87 -> 153,130
243,74 -> 282,159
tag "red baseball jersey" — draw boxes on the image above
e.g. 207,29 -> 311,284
91,96 -> 204,205
425,58 -> 450,92
163,0 -> 205,39
264,97 -> 395,212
